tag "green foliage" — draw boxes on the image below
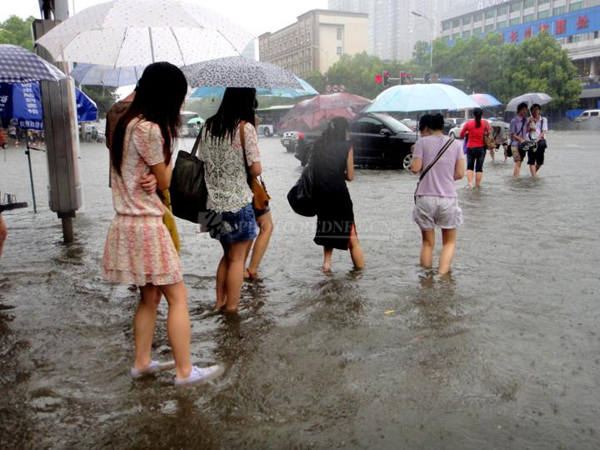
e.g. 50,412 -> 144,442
0,16 -> 35,51
309,33 -> 580,111
80,86 -> 119,119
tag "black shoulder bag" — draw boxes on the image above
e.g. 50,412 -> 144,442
414,138 -> 455,203
170,131 -> 209,223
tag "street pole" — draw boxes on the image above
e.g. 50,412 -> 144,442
411,11 -> 434,71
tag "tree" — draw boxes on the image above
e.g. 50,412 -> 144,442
0,16 -> 35,51
304,71 -> 327,94
80,86 -> 119,119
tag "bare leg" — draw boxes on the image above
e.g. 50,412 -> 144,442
246,212 -> 274,278
466,170 -> 474,188
529,164 -> 537,178
224,241 -> 252,313
420,229 -> 435,269
0,214 -> 7,259
158,281 -> 192,381
349,228 -> 365,269
439,228 -> 457,275
475,172 -> 483,187
215,251 -> 228,311
513,161 -> 522,178
133,285 -> 162,371
535,164 -> 542,174
489,148 -> 495,162
322,247 -> 333,272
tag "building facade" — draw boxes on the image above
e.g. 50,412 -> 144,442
440,0 -> 600,108
258,10 -> 368,78
328,0 -> 472,62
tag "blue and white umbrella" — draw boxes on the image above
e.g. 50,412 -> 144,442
0,82 -> 98,130
365,83 -> 479,113
71,63 -> 146,87
0,44 -> 65,83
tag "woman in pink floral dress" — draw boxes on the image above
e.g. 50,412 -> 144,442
103,62 -> 220,386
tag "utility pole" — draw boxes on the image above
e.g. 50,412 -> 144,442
34,0 -> 82,243
411,11 -> 434,70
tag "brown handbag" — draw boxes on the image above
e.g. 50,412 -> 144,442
240,121 -> 271,210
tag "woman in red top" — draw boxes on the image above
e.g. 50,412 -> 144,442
460,108 -> 491,188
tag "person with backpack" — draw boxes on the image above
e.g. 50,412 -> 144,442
460,108 -> 491,188
527,104 -> 548,178
411,114 -> 465,275
510,102 -> 530,178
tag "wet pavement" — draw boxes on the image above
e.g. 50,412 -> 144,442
1,131 -> 599,449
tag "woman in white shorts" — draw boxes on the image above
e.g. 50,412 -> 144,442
411,114 -> 465,275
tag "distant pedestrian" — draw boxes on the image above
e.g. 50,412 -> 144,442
198,88 -> 261,313
510,102 -> 529,178
0,213 -> 6,259
311,117 -> 364,272
527,103 -> 548,178
102,62 -> 221,386
491,122 -> 509,162
460,108 -> 490,188
7,123 -> 18,148
411,114 -> 465,275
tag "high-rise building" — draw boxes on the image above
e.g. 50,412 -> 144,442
328,0 -> 453,62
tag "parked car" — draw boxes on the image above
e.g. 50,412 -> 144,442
448,120 -> 509,142
400,118 -> 417,131
281,131 -> 303,152
574,109 -> 600,122
444,117 -> 466,135
448,122 -> 467,139
295,113 -> 417,170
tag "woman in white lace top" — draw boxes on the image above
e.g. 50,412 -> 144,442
199,88 -> 262,313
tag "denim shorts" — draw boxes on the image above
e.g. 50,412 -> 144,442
217,203 -> 258,244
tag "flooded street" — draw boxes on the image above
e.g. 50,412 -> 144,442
1,131 -> 599,449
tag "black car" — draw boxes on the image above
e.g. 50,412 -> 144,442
295,113 -> 417,170
350,113 -> 417,169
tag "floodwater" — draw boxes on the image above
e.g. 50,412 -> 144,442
1,132 -> 599,449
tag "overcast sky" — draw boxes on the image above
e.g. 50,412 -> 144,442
1,0 -> 328,36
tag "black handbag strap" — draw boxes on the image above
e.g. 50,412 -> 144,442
419,137 -> 455,183
190,126 -> 204,157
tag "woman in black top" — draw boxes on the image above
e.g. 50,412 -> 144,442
311,117 -> 365,272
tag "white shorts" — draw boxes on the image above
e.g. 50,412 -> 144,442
413,196 -> 463,231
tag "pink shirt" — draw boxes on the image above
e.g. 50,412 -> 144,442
111,119 -> 166,216
413,135 -> 464,198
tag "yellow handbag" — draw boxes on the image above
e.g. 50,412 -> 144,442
159,189 -> 181,253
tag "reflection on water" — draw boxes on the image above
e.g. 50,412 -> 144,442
1,132 -> 600,448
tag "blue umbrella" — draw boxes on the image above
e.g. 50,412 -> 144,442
0,44 -> 65,83
71,63 -> 146,87
190,76 -> 318,100
0,82 -> 98,129
365,83 -> 479,113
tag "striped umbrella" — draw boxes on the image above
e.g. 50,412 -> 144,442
0,44 -> 65,83
470,93 -> 502,108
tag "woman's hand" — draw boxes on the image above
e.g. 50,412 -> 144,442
140,173 -> 158,194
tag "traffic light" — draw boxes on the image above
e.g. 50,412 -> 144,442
382,70 -> 389,87
423,71 -> 431,84
375,75 -> 382,85
399,72 -> 407,85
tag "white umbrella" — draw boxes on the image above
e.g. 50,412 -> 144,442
35,0 -> 254,67
365,84 -> 479,113
506,93 -> 552,112
182,57 -> 304,90
71,63 -> 145,87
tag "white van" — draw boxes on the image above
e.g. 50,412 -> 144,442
574,109 -> 600,122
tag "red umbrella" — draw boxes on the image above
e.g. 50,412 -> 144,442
278,93 -> 371,132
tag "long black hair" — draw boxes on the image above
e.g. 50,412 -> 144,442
110,62 -> 188,175
203,88 -> 257,143
312,117 -> 350,164
473,107 -> 483,128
